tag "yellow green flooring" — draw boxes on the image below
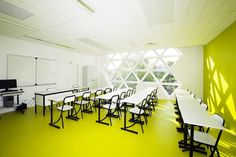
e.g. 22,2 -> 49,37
0,100 -> 213,157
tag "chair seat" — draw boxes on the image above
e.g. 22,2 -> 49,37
57,105 -> 73,111
103,103 -> 116,110
90,97 -> 98,101
129,107 -> 144,115
75,100 -> 89,105
188,130 -> 216,146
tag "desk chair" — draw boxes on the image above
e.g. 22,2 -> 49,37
131,87 -> 136,95
191,93 -> 195,98
46,88 -> 58,109
102,95 -> 120,126
113,86 -> 117,91
129,98 -> 147,133
188,114 -> 225,157
197,98 -> 203,104
104,87 -> 112,94
150,89 -> 158,111
75,91 -> 92,118
126,89 -> 132,97
91,89 -> 103,112
55,95 -> 77,128
72,85 -> 79,93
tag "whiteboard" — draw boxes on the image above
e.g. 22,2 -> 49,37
37,58 -> 57,85
7,55 -> 36,86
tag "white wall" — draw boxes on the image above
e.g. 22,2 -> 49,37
98,46 -> 203,100
0,35 -> 98,106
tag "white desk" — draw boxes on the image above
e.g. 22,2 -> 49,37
120,87 -> 155,134
96,88 -> 131,125
176,92 -> 224,157
48,87 -> 109,128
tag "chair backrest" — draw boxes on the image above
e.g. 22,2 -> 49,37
120,92 -> 126,100
201,103 -> 208,111
139,98 -> 147,114
212,114 -> 225,126
190,93 -> 195,98
46,88 -> 57,92
63,95 -> 76,104
95,89 -> 103,96
197,98 -> 202,104
79,87 -> 89,92
82,91 -> 91,100
113,86 -> 117,91
111,95 -> 119,103
126,89 -> 132,97
131,87 -> 136,95
104,87 -> 112,94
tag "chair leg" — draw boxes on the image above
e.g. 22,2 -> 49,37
61,114 -> 64,129
140,117 -> 144,133
216,148 -> 220,157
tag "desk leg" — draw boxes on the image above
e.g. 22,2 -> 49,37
43,96 -> 45,116
96,99 -> 109,125
49,100 -> 60,129
35,94 -> 37,114
190,125 -> 194,157
17,95 -> 19,104
121,103 -> 138,134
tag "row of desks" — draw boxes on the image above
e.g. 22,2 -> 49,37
175,89 -> 225,157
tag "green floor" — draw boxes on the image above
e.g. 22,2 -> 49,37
0,100 -> 208,157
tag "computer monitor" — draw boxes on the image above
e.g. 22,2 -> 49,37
0,79 -> 17,91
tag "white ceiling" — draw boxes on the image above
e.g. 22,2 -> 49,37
0,0 -> 236,55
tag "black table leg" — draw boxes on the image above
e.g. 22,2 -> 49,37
35,94 -> 37,114
96,99 -> 109,125
43,96 -> 45,116
190,125 -> 194,157
49,100 -> 60,129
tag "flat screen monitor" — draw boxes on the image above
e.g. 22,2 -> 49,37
0,79 -> 17,91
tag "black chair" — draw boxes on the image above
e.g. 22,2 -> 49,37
54,95 -> 77,128
102,95 -> 120,126
188,114 -> 225,157
129,98 -> 147,133
104,87 -> 112,94
113,86 -> 117,91
91,89 -> 103,112
126,89 -> 132,98
75,91 -> 92,118
131,87 -> 136,95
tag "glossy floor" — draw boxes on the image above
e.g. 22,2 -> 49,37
0,101 -> 207,157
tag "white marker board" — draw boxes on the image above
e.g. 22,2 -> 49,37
37,58 -> 57,85
7,55 -> 36,86
7,54 -> 57,86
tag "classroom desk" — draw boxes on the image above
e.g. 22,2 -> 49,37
35,89 -> 76,116
48,88 -> 107,128
176,93 -> 225,157
120,87 -> 155,134
95,88 -> 130,126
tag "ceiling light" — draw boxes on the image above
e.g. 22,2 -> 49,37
76,0 -> 95,13
0,0 -> 33,20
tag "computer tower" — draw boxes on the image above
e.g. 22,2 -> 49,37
3,96 -> 14,107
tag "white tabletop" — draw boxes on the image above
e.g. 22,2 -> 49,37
35,88 -> 73,95
96,88 -> 130,100
48,87 -> 107,102
176,94 -> 224,130
121,87 -> 155,104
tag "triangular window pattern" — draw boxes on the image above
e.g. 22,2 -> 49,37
163,85 -> 178,95
144,50 -> 157,58
120,83 -> 127,89
136,61 -> 147,70
162,57 -> 179,67
112,60 -> 122,69
155,49 -> 165,55
127,73 -> 138,81
153,71 -> 165,80
112,73 -> 121,81
127,83 -> 137,88
143,73 -> 155,82
120,61 -> 130,69
154,60 -> 165,71
112,81 -> 122,88
120,71 -> 129,80
163,73 -> 177,83
135,72 -> 146,80
106,63 -> 116,70
144,58 -> 156,68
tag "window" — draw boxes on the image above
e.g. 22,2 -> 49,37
103,48 -> 182,97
